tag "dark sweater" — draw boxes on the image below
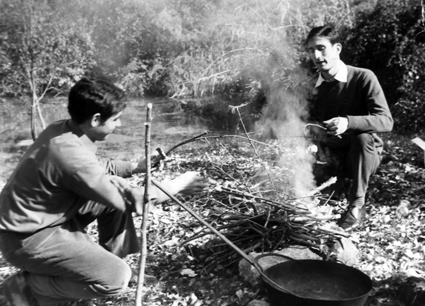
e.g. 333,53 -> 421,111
309,65 -> 393,150
310,65 -> 393,134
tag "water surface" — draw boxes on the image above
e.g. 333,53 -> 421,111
0,97 -> 207,183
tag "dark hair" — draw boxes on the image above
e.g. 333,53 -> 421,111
305,25 -> 341,46
68,77 -> 127,124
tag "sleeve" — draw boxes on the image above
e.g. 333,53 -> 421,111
346,70 -> 394,133
100,159 -> 133,177
54,142 -> 129,212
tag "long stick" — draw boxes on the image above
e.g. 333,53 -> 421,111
135,103 -> 153,306
164,131 -> 208,155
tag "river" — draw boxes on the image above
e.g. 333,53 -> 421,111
0,97 -> 208,183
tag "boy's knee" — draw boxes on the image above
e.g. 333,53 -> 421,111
94,263 -> 131,296
110,264 -> 132,294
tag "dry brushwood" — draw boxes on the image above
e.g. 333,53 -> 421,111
141,133 -> 350,272
179,173 -> 348,271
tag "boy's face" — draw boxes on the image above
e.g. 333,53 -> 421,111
90,111 -> 123,142
307,36 -> 341,73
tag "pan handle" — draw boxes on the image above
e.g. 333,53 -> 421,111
253,253 -> 296,267
253,253 -> 309,299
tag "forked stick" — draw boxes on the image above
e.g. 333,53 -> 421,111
135,103 -> 153,306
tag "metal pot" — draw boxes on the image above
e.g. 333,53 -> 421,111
256,254 -> 372,306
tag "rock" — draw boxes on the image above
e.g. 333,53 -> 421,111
238,247 -> 322,287
397,277 -> 425,306
246,300 -> 270,306
330,237 -> 360,266
239,253 -> 261,287
396,200 -> 411,218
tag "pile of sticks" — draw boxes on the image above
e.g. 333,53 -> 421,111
181,174 -> 348,271
147,131 -> 349,271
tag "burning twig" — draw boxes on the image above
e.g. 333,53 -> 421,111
303,176 -> 337,198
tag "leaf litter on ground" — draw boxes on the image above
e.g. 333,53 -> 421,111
1,134 -> 425,306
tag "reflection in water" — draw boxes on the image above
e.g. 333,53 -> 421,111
0,97 -> 207,183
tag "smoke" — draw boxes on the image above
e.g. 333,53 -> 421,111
258,74 -> 317,198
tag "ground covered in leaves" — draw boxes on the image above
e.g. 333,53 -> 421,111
1,133 -> 425,306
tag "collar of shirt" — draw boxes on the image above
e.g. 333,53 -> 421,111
66,119 -> 98,154
315,60 -> 348,88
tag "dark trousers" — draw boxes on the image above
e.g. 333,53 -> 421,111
0,202 -> 139,305
313,132 -> 382,207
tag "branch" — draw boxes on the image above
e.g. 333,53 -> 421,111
152,131 -> 209,169
235,108 -> 279,193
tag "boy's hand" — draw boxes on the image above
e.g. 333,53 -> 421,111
323,117 -> 348,136
172,171 -> 209,196
132,151 -> 165,174
109,175 -> 130,191
110,176 -> 142,211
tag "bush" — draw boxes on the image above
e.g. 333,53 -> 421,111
343,0 -> 425,133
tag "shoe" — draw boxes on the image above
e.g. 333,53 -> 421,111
338,206 -> 366,231
1,272 -> 38,306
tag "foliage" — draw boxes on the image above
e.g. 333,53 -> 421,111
0,0 -> 96,97
0,0 -> 353,99
0,0 -> 98,138
3,0 -> 425,134
343,0 -> 425,133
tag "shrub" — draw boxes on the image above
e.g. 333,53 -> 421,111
343,0 -> 425,133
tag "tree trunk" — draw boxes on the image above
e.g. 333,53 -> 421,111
30,91 -> 38,141
36,95 -> 46,131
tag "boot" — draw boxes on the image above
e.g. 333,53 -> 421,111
338,206 -> 366,231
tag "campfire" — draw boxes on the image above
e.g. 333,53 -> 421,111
132,132 -> 353,272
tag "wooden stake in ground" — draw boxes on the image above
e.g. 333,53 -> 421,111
135,103 -> 153,306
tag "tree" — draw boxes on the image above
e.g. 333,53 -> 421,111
0,0 -> 96,139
